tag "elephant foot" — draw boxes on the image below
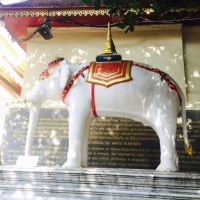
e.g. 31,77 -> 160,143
80,161 -> 88,168
80,164 -> 88,168
156,162 -> 179,172
62,160 -> 80,168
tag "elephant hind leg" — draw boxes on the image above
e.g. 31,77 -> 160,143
155,120 -> 179,172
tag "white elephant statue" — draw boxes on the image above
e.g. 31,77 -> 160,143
10,58 -> 192,172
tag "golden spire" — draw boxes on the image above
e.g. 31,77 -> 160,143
101,22 -> 117,55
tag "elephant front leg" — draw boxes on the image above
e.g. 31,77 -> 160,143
62,111 -> 89,168
25,101 -> 41,156
81,116 -> 94,167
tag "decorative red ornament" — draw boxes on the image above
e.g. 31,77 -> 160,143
61,66 -> 89,103
91,84 -> 98,117
39,58 -> 64,80
168,82 -> 175,90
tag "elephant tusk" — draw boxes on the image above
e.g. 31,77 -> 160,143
24,98 -> 27,108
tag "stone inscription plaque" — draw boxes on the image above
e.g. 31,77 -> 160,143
2,108 -> 200,172
3,108 -> 69,166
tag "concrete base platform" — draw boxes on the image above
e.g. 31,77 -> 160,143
0,166 -> 200,199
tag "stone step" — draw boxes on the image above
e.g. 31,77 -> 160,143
0,166 -> 200,199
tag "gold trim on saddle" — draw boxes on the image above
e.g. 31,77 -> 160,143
86,60 -> 132,87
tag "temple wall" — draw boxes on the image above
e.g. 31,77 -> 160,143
21,24 -> 195,107
1,24 -> 200,168
182,26 -> 200,109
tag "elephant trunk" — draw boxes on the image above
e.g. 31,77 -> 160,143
25,100 -> 41,156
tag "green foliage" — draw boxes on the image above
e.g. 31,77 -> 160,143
81,0 -> 200,33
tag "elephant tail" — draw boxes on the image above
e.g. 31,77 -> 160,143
167,74 -> 192,156
180,90 -> 193,156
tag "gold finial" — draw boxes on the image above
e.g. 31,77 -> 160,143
101,22 -> 117,55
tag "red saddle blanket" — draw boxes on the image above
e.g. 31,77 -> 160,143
86,60 -> 133,87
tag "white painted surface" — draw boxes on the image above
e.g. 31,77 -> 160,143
20,59 -> 189,172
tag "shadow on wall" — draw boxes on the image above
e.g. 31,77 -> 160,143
183,30 -> 200,96
25,26 -> 200,102
25,44 -> 184,94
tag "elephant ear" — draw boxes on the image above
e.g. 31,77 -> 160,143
59,59 -> 71,90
